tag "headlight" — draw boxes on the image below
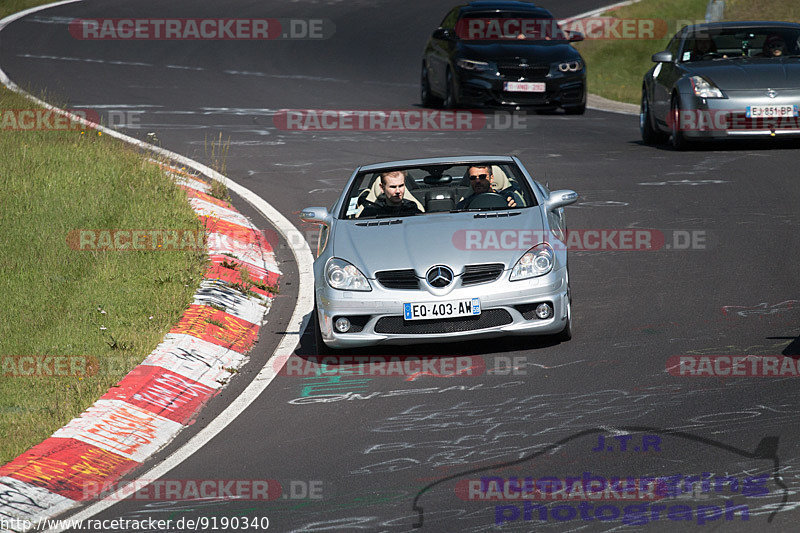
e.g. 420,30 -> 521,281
510,243 -> 555,281
456,58 -> 494,72
690,76 -> 724,98
325,258 -> 371,291
557,60 -> 583,72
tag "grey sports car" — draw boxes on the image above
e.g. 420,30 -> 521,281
300,155 -> 578,350
641,21 -> 800,149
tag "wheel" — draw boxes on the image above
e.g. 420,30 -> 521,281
640,89 -> 668,144
563,103 -> 586,115
420,62 -> 441,108
443,68 -> 459,109
669,95 -> 690,151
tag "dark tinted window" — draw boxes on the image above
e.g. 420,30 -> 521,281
681,27 -> 800,62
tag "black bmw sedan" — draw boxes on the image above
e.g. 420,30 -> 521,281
421,1 -> 587,113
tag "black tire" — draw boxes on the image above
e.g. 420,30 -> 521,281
443,68 -> 458,109
420,62 -> 441,108
669,95 -> 690,151
563,103 -> 586,115
640,89 -> 668,144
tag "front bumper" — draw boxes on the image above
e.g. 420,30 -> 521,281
678,90 -> 800,139
316,267 -> 569,349
456,68 -> 585,109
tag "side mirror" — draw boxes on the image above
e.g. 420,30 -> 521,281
545,190 -> 578,211
568,31 -> 584,42
652,51 -> 673,63
432,28 -> 455,41
299,207 -> 331,226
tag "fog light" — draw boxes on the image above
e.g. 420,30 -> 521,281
334,317 -> 351,333
535,303 -> 553,319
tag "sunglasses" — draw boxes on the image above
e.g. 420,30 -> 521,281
469,173 -> 490,181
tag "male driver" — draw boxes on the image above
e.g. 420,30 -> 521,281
359,170 -> 422,217
456,165 -> 522,209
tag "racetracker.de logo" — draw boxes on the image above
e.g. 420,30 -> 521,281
454,17 -> 668,40
278,355 -> 485,378
67,229 -> 208,251
1,355 -> 99,377
81,479 -> 283,501
274,109 -> 493,131
452,229 -> 665,251
68,18 -> 332,40
667,355 -> 800,377
0,109 -> 100,130
668,108 -> 800,131
455,475 -> 665,501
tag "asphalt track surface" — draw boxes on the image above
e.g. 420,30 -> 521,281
3,0 -> 800,531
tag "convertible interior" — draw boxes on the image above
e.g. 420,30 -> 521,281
347,164 -> 533,219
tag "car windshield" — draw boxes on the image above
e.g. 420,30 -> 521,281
455,12 -> 567,42
681,27 -> 800,61
340,162 -> 538,220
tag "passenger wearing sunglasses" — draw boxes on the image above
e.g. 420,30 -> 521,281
456,165 -> 523,209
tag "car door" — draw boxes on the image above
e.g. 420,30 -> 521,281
427,7 -> 460,94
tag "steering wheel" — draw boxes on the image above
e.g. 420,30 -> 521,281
465,192 -> 510,209
357,189 -> 373,207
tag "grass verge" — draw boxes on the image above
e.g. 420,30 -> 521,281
574,0 -> 800,104
0,84 -> 207,464
0,0 -> 60,20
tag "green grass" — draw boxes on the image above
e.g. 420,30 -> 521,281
574,0 -> 800,104
0,0 -> 57,20
0,86 -> 207,465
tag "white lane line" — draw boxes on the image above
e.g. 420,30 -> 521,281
561,0 -> 643,22
0,2 -> 314,530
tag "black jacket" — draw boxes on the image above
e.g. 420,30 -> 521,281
360,194 -> 422,217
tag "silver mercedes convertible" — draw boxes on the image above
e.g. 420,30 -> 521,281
300,155 -> 578,350
641,21 -> 800,149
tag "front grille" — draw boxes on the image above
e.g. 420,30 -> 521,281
498,63 -> 550,80
497,92 -> 550,105
374,309 -> 512,334
375,269 -> 419,289
462,263 -> 504,286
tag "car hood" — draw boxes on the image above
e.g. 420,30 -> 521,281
331,211 -> 546,276
457,41 -> 580,64
687,59 -> 800,90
